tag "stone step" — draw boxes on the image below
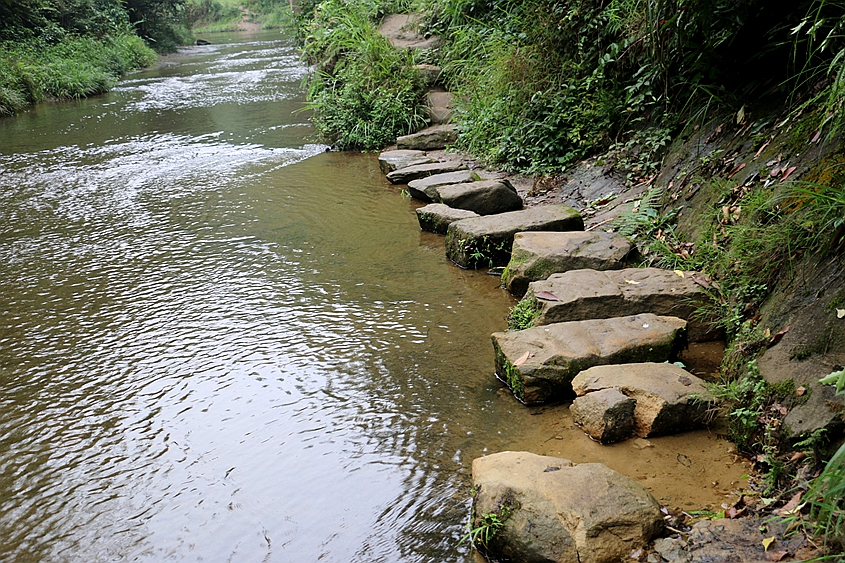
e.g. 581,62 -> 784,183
492,313 -> 687,405
445,204 -> 583,269
396,124 -> 458,151
407,170 -> 479,201
525,267 -> 719,341
378,149 -> 435,174
570,363 -> 713,443
425,89 -> 454,125
502,231 -> 634,298
415,203 -> 479,235
386,160 -> 465,184
414,64 -> 442,86
438,178 -> 523,216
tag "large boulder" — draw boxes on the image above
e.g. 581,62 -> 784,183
415,203 -> 479,235
502,231 -> 634,297
438,179 -> 523,215
445,204 -> 583,269
571,363 -> 713,439
378,149 -> 434,174
396,124 -> 458,150
472,451 -> 663,563
407,170 -> 479,201
491,313 -> 688,404
386,160 -> 466,184
526,267 -> 719,341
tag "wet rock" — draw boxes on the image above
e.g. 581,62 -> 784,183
571,363 -> 712,438
527,267 -> 719,341
502,231 -> 634,298
438,179 -> 523,216
386,160 -> 466,184
570,387 -> 636,444
407,170 -> 479,201
491,313 -> 687,405
396,124 -> 458,151
472,451 -> 663,563
656,517 -> 813,563
445,204 -> 583,269
378,149 -> 434,174
415,203 -> 479,235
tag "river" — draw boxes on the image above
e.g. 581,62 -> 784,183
0,30 -> 748,563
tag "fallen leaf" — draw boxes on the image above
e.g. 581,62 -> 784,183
781,166 -> 797,181
727,162 -> 746,178
810,130 -> 821,143
754,141 -> 771,159
534,291 -> 561,301
678,376 -> 692,386
674,270 -> 685,278
776,491 -> 803,516
691,275 -> 711,289
796,386 -> 806,396
762,536 -> 776,551
768,325 -> 791,347
624,279 -> 641,285
765,551 -> 788,562
837,308 -> 845,319
513,351 -> 531,366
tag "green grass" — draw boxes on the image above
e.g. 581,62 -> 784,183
0,33 -> 156,115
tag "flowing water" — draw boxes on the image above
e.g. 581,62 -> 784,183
0,31 -> 750,563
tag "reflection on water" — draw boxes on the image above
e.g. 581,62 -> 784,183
0,31 -> 748,563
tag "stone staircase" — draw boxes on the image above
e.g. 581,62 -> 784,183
378,142 -> 721,446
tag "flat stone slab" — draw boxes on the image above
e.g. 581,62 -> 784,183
472,452 -> 663,563
569,387 -> 636,444
571,363 -> 712,439
415,203 -> 479,234
378,149 -> 434,174
438,179 -> 523,215
407,170 -> 479,201
378,14 -> 443,50
445,204 -> 583,269
527,267 -> 719,341
502,231 -> 634,297
386,160 -> 465,184
396,124 -> 458,151
491,313 -> 687,405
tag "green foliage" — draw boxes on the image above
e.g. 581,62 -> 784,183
0,33 -> 156,115
461,502 -> 515,550
300,0 -> 427,149
185,0 -> 242,31
804,370 -> 845,550
507,295 -> 539,331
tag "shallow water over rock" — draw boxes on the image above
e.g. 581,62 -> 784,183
0,31 -> 749,563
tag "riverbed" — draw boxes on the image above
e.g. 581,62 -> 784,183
0,30 -> 749,563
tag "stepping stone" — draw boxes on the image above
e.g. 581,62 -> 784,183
415,203 -> 479,235
386,160 -> 465,184
571,363 -> 713,439
472,452 -> 662,563
502,231 -> 634,298
407,170 -> 479,201
414,64 -> 442,86
491,313 -> 687,405
396,124 -> 458,151
378,149 -> 435,174
378,14 -> 443,50
569,387 -> 636,444
425,89 -> 454,124
526,268 -> 719,341
445,204 -> 583,269
438,179 -> 523,215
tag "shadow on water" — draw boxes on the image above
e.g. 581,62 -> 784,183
0,31 -> 750,563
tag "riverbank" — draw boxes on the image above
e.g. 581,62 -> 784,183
0,33 -> 157,116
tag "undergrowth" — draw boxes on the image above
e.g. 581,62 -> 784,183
0,33 -> 156,115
